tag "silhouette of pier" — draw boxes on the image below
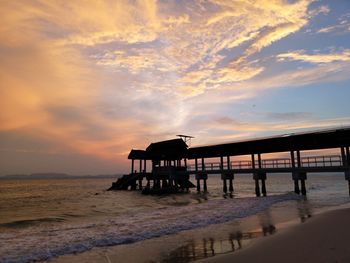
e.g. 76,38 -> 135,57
109,127 -> 350,196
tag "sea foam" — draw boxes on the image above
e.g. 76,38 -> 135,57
0,193 -> 300,263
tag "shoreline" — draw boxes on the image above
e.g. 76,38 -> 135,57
200,206 -> 350,263
49,197 -> 326,263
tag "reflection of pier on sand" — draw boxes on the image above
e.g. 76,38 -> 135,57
160,204 -> 313,263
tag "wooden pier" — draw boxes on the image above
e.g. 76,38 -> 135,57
109,127 -> 350,196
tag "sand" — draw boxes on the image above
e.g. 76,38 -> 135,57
200,207 -> 350,263
48,202 -> 350,263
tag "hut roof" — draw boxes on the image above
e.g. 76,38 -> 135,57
128,149 -> 151,160
146,139 -> 188,160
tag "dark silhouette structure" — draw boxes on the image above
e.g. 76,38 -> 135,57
109,139 -> 195,194
109,127 -> 350,196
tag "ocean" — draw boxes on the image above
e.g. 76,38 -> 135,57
0,173 -> 349,263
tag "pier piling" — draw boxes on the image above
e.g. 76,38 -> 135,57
221,173 -> 234,194
138,179 -> 143,190
294,179 -> 300,194
261,179 -> 267,196
196,173 -> 208,192
223,179 -> 228,193
292,172 -> 307,195
229,179 -> 233,193
300,179 -> 306,196
255,179 -> 260,197
253,172 -> 266,197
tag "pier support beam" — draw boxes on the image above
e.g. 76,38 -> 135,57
229,178 -> 234,193
196,172 -> 208,192
290,150 -> 307,195
300,178 -> 306,196
131,159 -> 135,174
292,171 -> 307,196
161,179 -> 167,188
261,178 -> 267,196
202,158 -> 208,192
197,178 -> 201,192
255,179 -> 260,197
294,179 -> 300,194
253,172 -> 266,197
154,179 -> 160,189
138,179 -> 143,190
341,146 -> 350,195
221,173 -> 234,194
251,154 -> 266,197
130,180 -> 137,190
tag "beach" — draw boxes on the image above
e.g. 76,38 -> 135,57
50,204 -> 350,263
201,207 -> 350,263
1,175 -> 350,263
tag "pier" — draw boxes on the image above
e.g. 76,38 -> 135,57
109,127 -> 350,196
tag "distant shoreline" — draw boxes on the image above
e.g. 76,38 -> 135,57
0,173 -> 121,180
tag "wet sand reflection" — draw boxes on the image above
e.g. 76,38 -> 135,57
161,204 -> 312,263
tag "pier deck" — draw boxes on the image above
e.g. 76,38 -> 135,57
109,127 -> 350,196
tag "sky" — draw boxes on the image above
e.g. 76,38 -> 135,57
0,0 -> 350,175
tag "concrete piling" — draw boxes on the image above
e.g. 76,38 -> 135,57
255,179 -> 260,197
253,172 -> 266,197
294,179 -> 300,194
261,179 -> 266,196
293,171 -> 307,196
223,179 -> 228,193
229,179 -> 233,193
222,173 -> 234,194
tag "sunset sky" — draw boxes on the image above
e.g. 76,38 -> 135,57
1,0 -> 350,175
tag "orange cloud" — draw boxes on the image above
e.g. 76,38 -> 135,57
277,50 -> 350,63
0,0 -> 348,175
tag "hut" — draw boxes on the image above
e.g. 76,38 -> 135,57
108,138 -> 195,193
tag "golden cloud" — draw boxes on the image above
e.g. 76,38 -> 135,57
277,50 -> 350,63
0,0 -> 347,174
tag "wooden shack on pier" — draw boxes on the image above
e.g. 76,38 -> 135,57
109,138 -> 195,194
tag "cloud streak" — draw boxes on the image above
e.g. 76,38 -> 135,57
277,50 -> 350,64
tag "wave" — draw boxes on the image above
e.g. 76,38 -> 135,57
0,193 -> 301,263
0,217 -> 65,229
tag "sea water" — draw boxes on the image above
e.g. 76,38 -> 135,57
0,173 -> 349,263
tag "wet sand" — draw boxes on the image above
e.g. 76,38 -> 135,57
49,199 -> 315,263
200,207 -> 350,263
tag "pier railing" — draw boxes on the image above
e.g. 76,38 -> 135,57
187,155 -> 343,171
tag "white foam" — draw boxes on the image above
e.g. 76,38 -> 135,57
0,193 -> 300,263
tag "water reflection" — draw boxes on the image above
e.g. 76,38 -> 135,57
161,202 -> 313,263
297,199 -> 312,223
161,222 -> 275,262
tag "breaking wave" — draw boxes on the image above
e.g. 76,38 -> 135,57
0,193 -> 300,263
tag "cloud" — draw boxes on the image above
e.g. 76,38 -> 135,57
1,0 -> 349,175
265,112 -> 313,121
214,64 -> 264,83
97,48 -> 186,74
316,12 -> 350,34
277,50 -> 350,64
